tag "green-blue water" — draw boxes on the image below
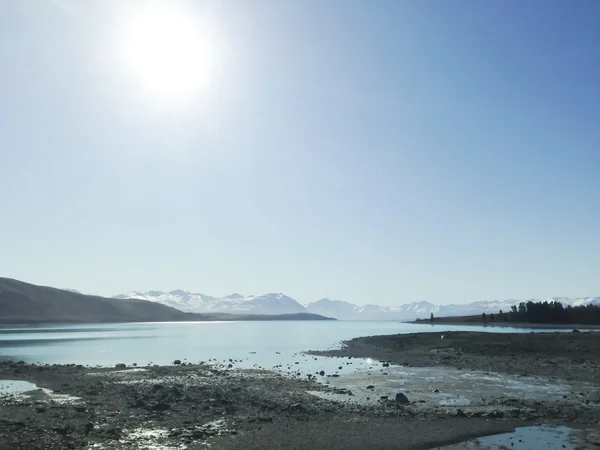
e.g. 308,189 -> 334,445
0,321 -> 573,372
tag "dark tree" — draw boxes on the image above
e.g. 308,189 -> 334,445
490,313 -> 495,321
482,313 -> 487,321
503,300 -> 600,324
430,313 -> 434,322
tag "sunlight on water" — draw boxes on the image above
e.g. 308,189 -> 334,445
0,321 -> 583,368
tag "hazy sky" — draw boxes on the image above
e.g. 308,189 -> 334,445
1,0 -> 599,306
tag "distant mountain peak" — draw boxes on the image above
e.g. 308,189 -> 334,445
112,290 -> 305,315
169,289 -> 189,296
148,290 -> 164,297
111,289 -> 600,321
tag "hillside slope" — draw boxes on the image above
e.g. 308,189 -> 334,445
0,278 -> 333,323
0,277 -> 190,323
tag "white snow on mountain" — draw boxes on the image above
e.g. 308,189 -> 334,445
304,297 -> 600,320
113,291 -> 306,315
113,290 -> 600,320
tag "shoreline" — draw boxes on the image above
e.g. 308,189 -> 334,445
408,320 -> 600,329
0,360 -> 526,450
309,330 -> 600,382
1,331 -> 600,448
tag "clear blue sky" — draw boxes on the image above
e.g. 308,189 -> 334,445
1,0 -> 599,305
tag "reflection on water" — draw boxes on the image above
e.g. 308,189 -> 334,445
0,379 -> 38,394
0,321 -> 585,368
477,426 -> 576,450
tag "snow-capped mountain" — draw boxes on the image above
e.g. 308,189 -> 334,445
301,300 -> 443,321
303,297 -> 600,321
113,290 -> 600,320
304,299 -> 360,320
113,291 -> 306,315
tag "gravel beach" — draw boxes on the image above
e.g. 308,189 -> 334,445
1,331 -> 599,449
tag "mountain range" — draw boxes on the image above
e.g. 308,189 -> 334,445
113,290 -> 600,321
0,278 -> 331,324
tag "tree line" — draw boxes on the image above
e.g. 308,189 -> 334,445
426,300 -> 600,325
491,300 -> 600,324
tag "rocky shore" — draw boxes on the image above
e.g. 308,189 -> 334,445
310,330 -> 600,383
0,360 -> 522,450
1,331 -> 599,449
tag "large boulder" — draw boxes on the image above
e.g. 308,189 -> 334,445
395,393 -> 409,404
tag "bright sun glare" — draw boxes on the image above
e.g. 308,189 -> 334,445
119,5 -> 217,100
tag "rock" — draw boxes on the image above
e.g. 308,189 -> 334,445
192,430 -> 206,439
74,406 -> 86,413
173,360 -> 182,365
382,362 -> 390,367
395,393 -> 409,404
433,389 -> 440,393
115,363 -> 126,369
572,329 -> 580,333
104,427 -> 122,439
319,370 -> 325,376
290,403 -> 306,412
380,395 -> 389,400
84,422 -> 94,434
152,402 -> 171,411
249,416 -> 273,423
366,385 -> 375,390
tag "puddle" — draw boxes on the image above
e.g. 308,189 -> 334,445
0,379 -> 80,404
438,394 -> 471,406
437,425 -> 600,449
87,428 -> 185,450
0,380 -> 38,394
86,420 -> 233,449
309,365 -> 584,409
477,426 -> 575,450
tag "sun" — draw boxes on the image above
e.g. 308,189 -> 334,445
118,5 -> 217,100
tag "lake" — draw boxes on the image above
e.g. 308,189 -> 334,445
0,321 -> 576,375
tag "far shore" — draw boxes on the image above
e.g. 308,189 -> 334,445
407,319 -> 600,329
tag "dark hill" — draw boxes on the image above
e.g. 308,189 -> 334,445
0,278 -> 333,324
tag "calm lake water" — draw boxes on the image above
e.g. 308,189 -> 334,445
0,321 -> 575,373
